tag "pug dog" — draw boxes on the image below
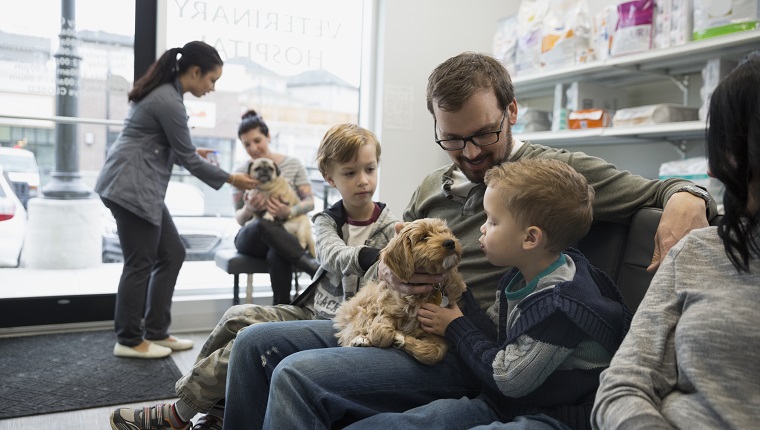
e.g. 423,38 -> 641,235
246,158 -> 316,256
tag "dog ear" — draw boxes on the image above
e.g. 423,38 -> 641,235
381,224 -> 415,281
247,161 -> 254,177
274,162 -> 281,177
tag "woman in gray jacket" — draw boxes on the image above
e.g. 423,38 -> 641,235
95,41 -> 257,359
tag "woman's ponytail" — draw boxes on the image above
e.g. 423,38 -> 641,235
128,41 -> 222,103
128,47 -> 182,103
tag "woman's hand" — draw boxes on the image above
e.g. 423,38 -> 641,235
266,196 -> 292,220
196,147 -> 215,159
244,189 -> 267,212
229,173 -> 258,190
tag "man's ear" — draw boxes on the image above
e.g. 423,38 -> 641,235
507,99 -> 518,125
324,174 -> 335,187
523,226 -> 543,250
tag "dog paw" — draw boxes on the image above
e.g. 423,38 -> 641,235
263,213 -> 274,221
350,336 -> 371,347
392,332 -> 406,348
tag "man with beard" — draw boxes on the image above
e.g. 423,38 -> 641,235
222,52 -> 717,429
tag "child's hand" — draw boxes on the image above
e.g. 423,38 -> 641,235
417,300 -> 463,336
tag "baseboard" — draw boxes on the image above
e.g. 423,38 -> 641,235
0,293 -> 275,338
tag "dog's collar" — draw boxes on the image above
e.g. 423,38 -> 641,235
433,283 -> 449,307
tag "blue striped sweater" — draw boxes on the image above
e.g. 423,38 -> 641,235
445,248 -> 631,429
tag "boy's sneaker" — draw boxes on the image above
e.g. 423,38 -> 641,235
192,415 -> 223,430
109,403 -> 190,430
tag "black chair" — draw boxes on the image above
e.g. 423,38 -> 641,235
214,249 -> 300,305
578,207 -> 722,313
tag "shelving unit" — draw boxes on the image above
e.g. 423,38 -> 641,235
516,120 -> 705,147
513,30 -> 759,151
513,30 -> 760,98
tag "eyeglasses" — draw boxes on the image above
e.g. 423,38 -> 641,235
434,109 -> 507,151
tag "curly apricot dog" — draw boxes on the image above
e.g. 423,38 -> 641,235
333,218 -> 467,365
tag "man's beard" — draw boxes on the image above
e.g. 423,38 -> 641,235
456,130 -> 513,183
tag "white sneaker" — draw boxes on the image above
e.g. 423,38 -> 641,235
113,342 -> 172,359
150,337 -> 194,351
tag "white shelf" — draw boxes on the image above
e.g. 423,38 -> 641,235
513,30 -> 760,98
515,121 -> 706,147
512,31 -> 757,149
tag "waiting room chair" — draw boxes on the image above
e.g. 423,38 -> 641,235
214,249 -> 301,305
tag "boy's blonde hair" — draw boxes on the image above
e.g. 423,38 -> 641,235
484,158 -> 595,253
316,124 -> 381,177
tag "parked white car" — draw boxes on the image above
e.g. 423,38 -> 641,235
0,147 -> 41,207
0,166 -> 27,267
101,181 -> 240,262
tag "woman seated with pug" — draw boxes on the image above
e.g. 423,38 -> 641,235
232,109 -> 320,305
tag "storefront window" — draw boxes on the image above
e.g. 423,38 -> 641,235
0,1 -> 367,321
163,0 -> 365,173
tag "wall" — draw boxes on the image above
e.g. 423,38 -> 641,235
374,0 -> 708,212
374,0 -> 512,215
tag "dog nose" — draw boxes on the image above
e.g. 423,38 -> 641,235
442,239 -> 455,250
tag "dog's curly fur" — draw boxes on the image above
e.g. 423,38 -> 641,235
246,158 -> 315,256
333,218 -> 467,365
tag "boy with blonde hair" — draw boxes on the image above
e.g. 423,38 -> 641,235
341,158 -> 632,430
294,123 -> 399,313
110,123 -> 397,430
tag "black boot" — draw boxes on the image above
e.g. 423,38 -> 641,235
296,252 -> 320,278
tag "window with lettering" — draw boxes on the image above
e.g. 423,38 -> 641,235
0,0 -> 365,277
0,0 -> 135,189
164,0 -> 365,176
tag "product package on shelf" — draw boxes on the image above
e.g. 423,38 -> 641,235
514,106 -> 552,133
551,83 -> 569,131
515,0 -> 549,76
568,109 -> 612,129
654,0 -> 692,49
693,0 -> 759,40
670,0 -> 693,46
610,0 -> 655,57
494,15 -> 519,76
654,0 -> 673,49
541,0 -> 595,69
612,104 -> 699,127
592,5 -> 617,61
699,58 -> 738,120
566,81 -> 629,112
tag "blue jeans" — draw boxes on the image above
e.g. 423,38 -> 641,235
222,319 -> 480,430
343,397 -> 571,430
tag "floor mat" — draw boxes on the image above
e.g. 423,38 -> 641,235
0,330 -> 182,419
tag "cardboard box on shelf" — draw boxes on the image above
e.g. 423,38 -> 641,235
566,81 -> 629,112
568,109 -> 612,129
613,104 -> 699,127
693,0 -> 759,40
